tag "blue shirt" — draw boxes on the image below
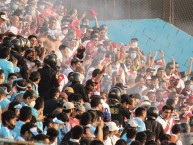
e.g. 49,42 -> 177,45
0,126 -> 14,139
126,138 -> 134,145
10,91 -> 25,102
0,59 -> 14,83
0,98 -> 10,111
13,120 -> 25,137
134,117 -> 146,132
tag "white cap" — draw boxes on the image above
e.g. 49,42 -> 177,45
106,122 -> 119,131
63,102 -> 75,110
140,96 -> 152,107
128,119 -> 140,127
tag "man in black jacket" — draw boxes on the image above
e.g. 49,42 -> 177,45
109,87 -> 133,126
145,107 -> 164,141
38,54 -> 60,100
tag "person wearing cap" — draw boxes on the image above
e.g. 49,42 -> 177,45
10,79 -> 27,102
44,117 -> 64,135
106,121 -> 120,145
120,119 -> 139,141
63,102 -> 79,134
0,110 -> 17,139
169,124 -> 183,145
146,67 -> 156,78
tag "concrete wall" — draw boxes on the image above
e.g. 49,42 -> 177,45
94,19 -> 193,71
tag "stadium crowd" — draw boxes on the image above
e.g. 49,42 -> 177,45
0,0 -> 193,145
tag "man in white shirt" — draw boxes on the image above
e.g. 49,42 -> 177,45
156,105 -> 173,134
6,16 -> 20,35
63,57 -> 83,77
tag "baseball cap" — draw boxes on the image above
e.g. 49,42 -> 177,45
14,104 -> 22,109
106,122 -> 119,131
63,102 -> 75,110
30,127 -> 39,136
104,112 -> 111,122
53,117 -> 64,124
71,57 -> 83,63
128,119 -> 140,127
64,87 -> 74,94
146,67 -> 156,73
75,104 -> 85,112
0,12 -> 8,21
141,96 -> 152,108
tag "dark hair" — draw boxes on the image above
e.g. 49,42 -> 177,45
20,106 -> 32,122
8,73 -> 18,80
90,97 -> 101,108
71,125 -> 84,139
90,140 -> 104,145
144,130 -> 155,141
33,134 -> 49,142
80,138 -> 91,145
2,110 -> 16,126
57,112 -> 69,122
0,46 -> 11,59
130,140 -> 142,145
72,94 -> 83,102
135,107 -> 146,117
28,35 -> 37,40
0,69 -> 4,76
59,44 -> 67,51
47,127 -> 59,142
115,139 -> 127,145
29,71 -> 41,82
126,128 -> 137,139
80,112 -> 92,126
162,105 -> 173,112
160,134 -> 171,142
135,132 -> 147,143
34,97 -> 44,110
8,101 -> 20,112
92,69 -> 101,78
20,122 -> 35,135
166,99 -> 175,107
48,88 -> 60,99
23,90 -> 37,99
15,79 -> 27,92
121,96 -> 133,105
88,110 -> 98,123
